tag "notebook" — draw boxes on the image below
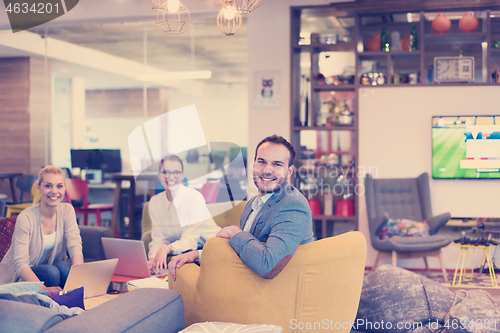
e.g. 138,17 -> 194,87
64,258 -> 118,298
101,238 -> 168,281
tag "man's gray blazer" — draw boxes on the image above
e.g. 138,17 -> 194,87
228,183 -> 313,279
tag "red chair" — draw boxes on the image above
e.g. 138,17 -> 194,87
64,179 -> 117,236
198,181 -> 221,204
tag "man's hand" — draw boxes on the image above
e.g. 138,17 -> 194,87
216,225 -> 243,239
39,285 -> 62,292
168,250 -> 199,281
149,244 -> 172,274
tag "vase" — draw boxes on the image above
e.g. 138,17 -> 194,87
366,34 -> 381,52
459,12 -> 479,33
432,13 -> 451,34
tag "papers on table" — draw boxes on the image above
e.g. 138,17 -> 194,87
126,276 -> 169,290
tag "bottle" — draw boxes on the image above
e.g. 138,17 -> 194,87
380,24 -> 390,52
409,23 -> 419,51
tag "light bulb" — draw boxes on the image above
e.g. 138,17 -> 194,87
167,0 -> 180,12
223,6 -> 236,20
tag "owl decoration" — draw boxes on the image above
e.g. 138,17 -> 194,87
261,79 -> 273,98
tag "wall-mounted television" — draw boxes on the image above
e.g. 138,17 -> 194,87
432,115 -> 500,179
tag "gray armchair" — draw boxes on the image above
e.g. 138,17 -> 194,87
364,172 -> 452,281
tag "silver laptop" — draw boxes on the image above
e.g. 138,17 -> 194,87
64,258 -> 118,298
102,238 -> 167,278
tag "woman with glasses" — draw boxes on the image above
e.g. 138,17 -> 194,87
148,155 -> 220,274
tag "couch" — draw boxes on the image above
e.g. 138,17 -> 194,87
0,287 -> 185,333
169,231 -> 367,333
141,200 -> 247,254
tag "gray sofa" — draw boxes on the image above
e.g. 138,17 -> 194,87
0,288 -> 185,333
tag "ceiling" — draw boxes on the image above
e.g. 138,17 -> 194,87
0,1 -> 249,90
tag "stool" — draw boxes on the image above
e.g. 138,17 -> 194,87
452,243 -> 498,287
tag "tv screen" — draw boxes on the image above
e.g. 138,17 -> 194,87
432,115 -> 500,179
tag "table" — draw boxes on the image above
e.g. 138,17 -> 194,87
84,292 -> 125,310
109,173 -> 159,239
452,243 -> 498,287
0,173 -> 22,204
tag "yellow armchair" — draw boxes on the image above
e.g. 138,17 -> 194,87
169,231 -> 367,332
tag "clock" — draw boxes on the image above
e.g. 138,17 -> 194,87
434,56 -> 475,83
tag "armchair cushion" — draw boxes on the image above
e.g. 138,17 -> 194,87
379,218 -> 429,239
385,234 -> 452,252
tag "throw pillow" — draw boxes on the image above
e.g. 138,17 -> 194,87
0,215 -> 17,261
39,287 -> 85,310
379,218 -> 429,239
179,322 -> 283,333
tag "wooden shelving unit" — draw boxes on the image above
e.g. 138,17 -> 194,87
291,3 -> 500,240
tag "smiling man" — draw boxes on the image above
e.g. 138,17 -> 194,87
169,135 -> 313,280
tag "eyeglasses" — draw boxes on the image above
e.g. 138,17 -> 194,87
160,170 -> 183,176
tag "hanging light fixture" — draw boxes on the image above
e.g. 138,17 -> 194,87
156,0 -> 192,34
217,1 -> 242,36
152,0 -> 165,10
230,0 -> 262,14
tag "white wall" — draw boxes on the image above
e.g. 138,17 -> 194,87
358,86 -> 500,269
168,82 -> 248,148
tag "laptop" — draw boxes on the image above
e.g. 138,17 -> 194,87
64,258 -> 118,298
101,238 -> 168,282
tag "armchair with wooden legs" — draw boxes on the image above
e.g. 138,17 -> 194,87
364,172 -> 452,282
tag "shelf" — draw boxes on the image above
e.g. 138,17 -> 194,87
293,125 -> 356,131
359,50 -> 422,56
293,42 -> 356,52
357,82 -> 500,87
423,32 -> 487,44
310,42 -> 357,52
312,84 -> 356,91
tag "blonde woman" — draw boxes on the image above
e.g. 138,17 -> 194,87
0,166 -> 83,292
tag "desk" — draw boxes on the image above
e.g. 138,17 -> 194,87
0,173 -> 22,204
110,173 -> 159,239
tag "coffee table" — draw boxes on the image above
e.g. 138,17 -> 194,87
84,292 -> 125,310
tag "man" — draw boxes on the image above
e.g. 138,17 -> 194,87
168,134 -> 313,280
